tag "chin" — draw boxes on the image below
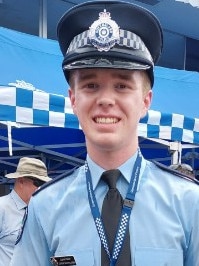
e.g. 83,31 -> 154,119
97,138 -> 119,150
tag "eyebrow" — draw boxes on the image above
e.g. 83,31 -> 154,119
76,71 -> 97,81
112,72 -> 133,81
77,70 -> 135,80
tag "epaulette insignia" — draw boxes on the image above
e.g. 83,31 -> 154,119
152,160 -> 199,185
33,167 -> 78,196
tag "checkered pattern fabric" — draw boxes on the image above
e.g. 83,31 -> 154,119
1,87 -> 199,145
0,86 -> 79,129
67,29 -> 148,53
139,110 -> 199,144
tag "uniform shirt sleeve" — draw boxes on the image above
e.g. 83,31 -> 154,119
0,204 -> 4,237
183,189 -> 199,266
0,196 -> 7,239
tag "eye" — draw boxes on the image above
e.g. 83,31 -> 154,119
87,83 -> 97,89
115,83 -> 127,90
79,80 -> 100,92
84,83 -> 99,90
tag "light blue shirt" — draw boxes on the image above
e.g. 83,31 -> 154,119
0,189 -> 27,266
10,154 -> 199,266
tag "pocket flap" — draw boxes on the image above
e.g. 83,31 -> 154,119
135,247 -> 183,266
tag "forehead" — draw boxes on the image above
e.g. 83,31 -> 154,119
70,68 -> 146,81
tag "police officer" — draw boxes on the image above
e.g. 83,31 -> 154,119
10,1 -> 199,265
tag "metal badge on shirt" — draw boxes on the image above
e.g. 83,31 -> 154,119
50,256 -> 76,266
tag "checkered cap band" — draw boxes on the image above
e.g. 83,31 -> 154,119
67,29 -> 150,55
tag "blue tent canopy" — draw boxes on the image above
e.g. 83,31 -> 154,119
1,27 -> 199,180
0,85 -> 199,179
0,86 -> 84,180
152,67 -> 199,118
1,25 -> 199,112
0,27 -> 67,96
0,86 -> 199,145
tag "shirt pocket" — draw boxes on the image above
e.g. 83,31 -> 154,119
134,247 -> 183,266
54,249 -> 94,266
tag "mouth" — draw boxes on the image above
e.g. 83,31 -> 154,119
94,117 -> 120,124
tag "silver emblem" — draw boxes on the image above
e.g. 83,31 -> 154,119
89,10 -> 120,52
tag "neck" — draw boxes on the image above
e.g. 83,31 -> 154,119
14,184 -> 29,204
87,144 -> 139,170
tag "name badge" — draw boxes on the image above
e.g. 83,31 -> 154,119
50,256 -> 76,266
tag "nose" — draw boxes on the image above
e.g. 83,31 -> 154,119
96,88 -> 115,107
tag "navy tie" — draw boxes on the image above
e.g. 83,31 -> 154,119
101,169 -> 131,266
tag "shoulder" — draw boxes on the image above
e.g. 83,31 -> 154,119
0,194 -> 11,219
0,193 -> 10,206
33,167 -> 81,197
151,160 -> 199,185
144,160 -> 199,210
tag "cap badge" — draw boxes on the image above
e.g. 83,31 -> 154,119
89,10 -> 120,52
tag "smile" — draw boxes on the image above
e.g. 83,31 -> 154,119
95,117 -> 119,124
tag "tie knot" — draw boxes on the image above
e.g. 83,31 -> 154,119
101,169 -> 121,189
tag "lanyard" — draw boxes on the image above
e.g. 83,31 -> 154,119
85,150 -> 142,266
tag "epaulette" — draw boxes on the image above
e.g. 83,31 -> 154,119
33,166 -> 78,196
152,160 -> 199,186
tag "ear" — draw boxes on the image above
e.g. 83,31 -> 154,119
15,177 -> 25,189
18,177 -> 25,184
69,88 -> 77,115
141,89 -> 152,118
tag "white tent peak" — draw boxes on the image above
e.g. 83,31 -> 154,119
8,80 -> 43,92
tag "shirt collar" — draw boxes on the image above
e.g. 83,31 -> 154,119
86,156 -> 104,190
86,150 -> 145,190
11,189 -> 27,210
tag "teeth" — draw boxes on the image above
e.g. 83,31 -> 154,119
95,117 -> 118,124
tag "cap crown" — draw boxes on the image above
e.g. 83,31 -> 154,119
57,0 -> 163,63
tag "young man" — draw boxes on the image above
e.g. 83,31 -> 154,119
0,157 -> 51,266
10,1 -> 199,265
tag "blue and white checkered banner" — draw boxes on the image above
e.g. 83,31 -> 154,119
0,86 -> 80,129
139,110 -> 199,144
1,86 -> 199,145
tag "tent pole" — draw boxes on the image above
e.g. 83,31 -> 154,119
39,0 -> 47,38
169,141 -> 182,165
